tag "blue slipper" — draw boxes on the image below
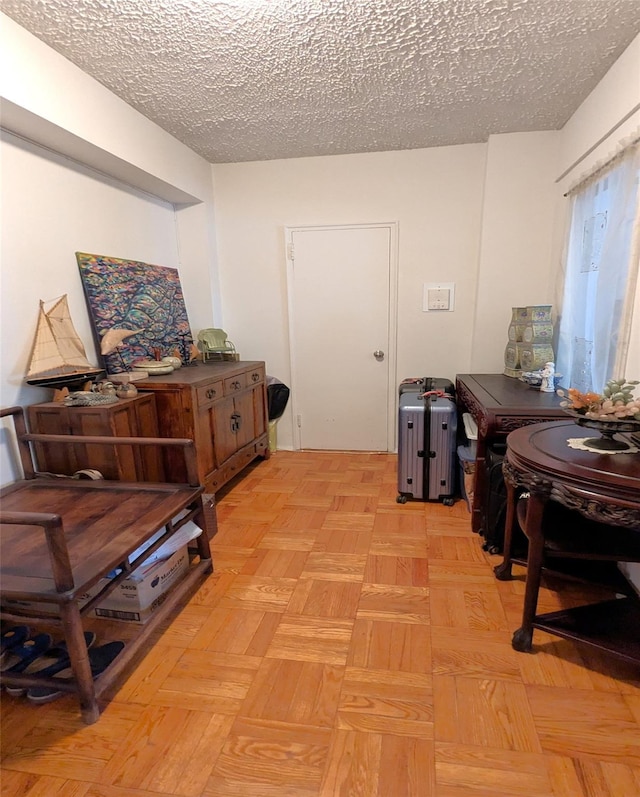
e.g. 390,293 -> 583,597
0,626 -> 30,666
4,631 -> 96,697
0,632 -> 53,672
26,640 -> 124,704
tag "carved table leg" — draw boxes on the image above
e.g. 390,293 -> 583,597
494,479 -> 516,581
512,626 -> 534,652
512,492 -> 546,653
470,437 -> 487,535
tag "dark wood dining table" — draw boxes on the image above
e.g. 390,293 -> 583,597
495,419 -> 640,665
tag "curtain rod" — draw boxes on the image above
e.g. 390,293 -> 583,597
562,133 -> 639,197
555,102 -> 640,190
555,103 -> 639,183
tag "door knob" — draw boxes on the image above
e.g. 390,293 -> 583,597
373,350 -> 385,361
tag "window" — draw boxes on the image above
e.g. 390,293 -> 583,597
556,142 -> 640,393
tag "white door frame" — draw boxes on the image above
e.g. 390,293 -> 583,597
284,221 -> 399,452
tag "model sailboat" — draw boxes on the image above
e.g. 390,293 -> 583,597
26,295 -> 104,389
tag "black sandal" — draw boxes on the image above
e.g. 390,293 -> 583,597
26,641 -> 124,704
4,631 -> 96,697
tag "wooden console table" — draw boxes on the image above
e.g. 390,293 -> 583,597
455,374 -> 566,534
497,420 -> 640,665
0,407 -> 213,724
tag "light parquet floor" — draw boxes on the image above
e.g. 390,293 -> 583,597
2,451 -> 639,797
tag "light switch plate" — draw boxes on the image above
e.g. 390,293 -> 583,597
423,282 -> 455,312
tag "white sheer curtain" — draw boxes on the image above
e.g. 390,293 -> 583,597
556,142 -> 640,393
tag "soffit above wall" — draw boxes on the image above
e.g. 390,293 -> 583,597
3,0 -> 640,164
1,102 -> 202,206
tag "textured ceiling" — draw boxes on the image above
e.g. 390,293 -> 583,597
3,0 -> 640,163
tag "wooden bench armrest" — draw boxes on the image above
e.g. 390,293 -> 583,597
2,407 -> 201,485
21,433 -> 200,486
0,510 -> 73,592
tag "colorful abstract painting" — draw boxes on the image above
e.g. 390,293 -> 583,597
77,252 -> 192,373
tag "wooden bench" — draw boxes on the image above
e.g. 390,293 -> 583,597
0,406 -> 213,724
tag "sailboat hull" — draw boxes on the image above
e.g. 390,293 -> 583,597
26,368 -> 105,390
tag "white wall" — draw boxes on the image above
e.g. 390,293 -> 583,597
212,134 -> 565,448
471,132 -> 560,371
212,145 -> 487,449
212,35 -> 639,453
0,133 -> 178,400
0,132 -> 179,482
0,15 -> 219,484
0,14 -> 210,205
556,35 -> 640,184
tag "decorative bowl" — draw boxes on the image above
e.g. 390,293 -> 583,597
520,371 -> 542,387
563,409 -> 640,451
134,361 -> 175,375
520,371 -> 562,390
116,382 -> 138,398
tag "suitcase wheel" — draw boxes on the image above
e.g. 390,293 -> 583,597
396,495 -> 408,504
443,497 -> 455,507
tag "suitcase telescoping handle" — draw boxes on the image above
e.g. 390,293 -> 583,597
420,389 -> 455,402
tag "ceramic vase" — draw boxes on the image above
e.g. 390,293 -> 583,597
504,305 -> 554,377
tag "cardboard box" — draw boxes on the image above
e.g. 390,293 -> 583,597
1,545 -> 190,624
92,546 -> 189,624
127,518 -> 202,566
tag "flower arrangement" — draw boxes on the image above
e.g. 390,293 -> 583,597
558,379 -> 640,421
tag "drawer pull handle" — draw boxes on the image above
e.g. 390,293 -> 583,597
252,373 -> 260,382
206,388 -> 217,399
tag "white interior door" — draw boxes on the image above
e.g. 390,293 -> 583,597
286,223 -> 397,451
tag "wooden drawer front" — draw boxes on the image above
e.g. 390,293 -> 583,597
254,435 -> 268,456
230,447 -> 257,474
207,460 -> 237,493
196,380 -> 224,408
224,373 -> 247,395
247,365 -> 265,386
224,447 -> 258,484
206,465 -> 229,494
205,445 -> 262,493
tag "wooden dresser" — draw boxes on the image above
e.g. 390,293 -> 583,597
27,393 -> 164,481
136,360 -> 269,493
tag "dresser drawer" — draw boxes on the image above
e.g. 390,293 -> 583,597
196,380 -> 224,408
247,365 -> 265,386
224,373 -> 247,395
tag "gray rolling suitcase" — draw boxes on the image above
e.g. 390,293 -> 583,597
397,390 -> 457,505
